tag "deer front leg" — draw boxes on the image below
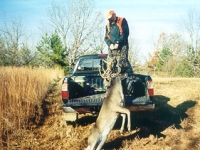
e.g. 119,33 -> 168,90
114,106 -> 131,132
120,113 -> 126,134
121,110 -> 131,132
126,110 -> 131,132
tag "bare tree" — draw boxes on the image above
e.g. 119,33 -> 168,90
128,36 -> 140,70
0,15 -> 36,66
47,0 -> 104,66
180,9 -> 200,54
89,25 -> 106,54
146,50 -> 159,75
0,15 -> 24,65
179,9 -> 200,75
0,16 -> 24,51
48,1 -> 71,50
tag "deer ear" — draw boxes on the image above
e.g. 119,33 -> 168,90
118,73 -> 128,80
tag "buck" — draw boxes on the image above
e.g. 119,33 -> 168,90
86,58 -> 131,150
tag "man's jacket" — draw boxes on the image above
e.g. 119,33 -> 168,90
105,17 -> 129,48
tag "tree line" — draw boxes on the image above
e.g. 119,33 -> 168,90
0,0 -> 200,77
147,10 -> 200,77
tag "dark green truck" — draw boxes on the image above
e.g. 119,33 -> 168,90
61,54 -> 155,121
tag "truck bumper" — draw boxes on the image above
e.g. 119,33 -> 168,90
62,96 -> 155,114
62,107 -> 78,121
62,102 -> 155,113
62,100 -> 155,121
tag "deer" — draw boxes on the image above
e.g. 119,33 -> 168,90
86,57 -> 131,150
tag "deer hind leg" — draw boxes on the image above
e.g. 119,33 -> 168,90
86,127 -> 101,150
86,136 -> 98,150
96,135 -> 107,150
96,118 -> 117,150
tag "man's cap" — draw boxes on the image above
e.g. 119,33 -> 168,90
106,10 -> 115,19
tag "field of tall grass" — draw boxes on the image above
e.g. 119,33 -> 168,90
0,67 -> 63,149
0,67 -> 200,149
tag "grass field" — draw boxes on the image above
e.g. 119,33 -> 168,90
0,68 -> 200,149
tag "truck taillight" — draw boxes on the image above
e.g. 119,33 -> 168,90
147,80 -> 154,96
98,54 -> 107,57
62,82 -> 69,98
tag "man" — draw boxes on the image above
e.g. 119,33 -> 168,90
104,10 -> 129,74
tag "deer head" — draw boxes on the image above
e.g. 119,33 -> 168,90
99,57 -> 121,89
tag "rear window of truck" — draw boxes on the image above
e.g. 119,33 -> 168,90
77,58 -> 106,71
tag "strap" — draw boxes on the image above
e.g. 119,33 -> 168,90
117,17 -> 123,35
107,17 -> 124,39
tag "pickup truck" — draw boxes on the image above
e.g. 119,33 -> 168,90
61,54 -> 155,121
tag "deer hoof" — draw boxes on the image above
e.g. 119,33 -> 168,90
120,131 -> 123,135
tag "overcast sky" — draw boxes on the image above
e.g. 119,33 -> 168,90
0,0 -> 200,59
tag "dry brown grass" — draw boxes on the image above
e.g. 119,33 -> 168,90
1,69 -> 200,149
0,67 -> 63,149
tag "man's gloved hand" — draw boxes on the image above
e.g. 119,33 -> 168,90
110,44 -> 114,50
114,44 -> 119,49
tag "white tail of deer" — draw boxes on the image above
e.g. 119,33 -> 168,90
86,58 -> 131,150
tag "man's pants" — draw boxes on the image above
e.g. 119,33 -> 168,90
108,45 -> 129,95
108,45 -> 128,73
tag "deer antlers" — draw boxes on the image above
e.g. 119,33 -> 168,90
99,57 -> 121,79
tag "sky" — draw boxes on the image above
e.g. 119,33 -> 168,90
0,0 -> 200,60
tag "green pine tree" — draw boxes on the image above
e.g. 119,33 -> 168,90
37,32 -> 68,72
156,46 -> 173,71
